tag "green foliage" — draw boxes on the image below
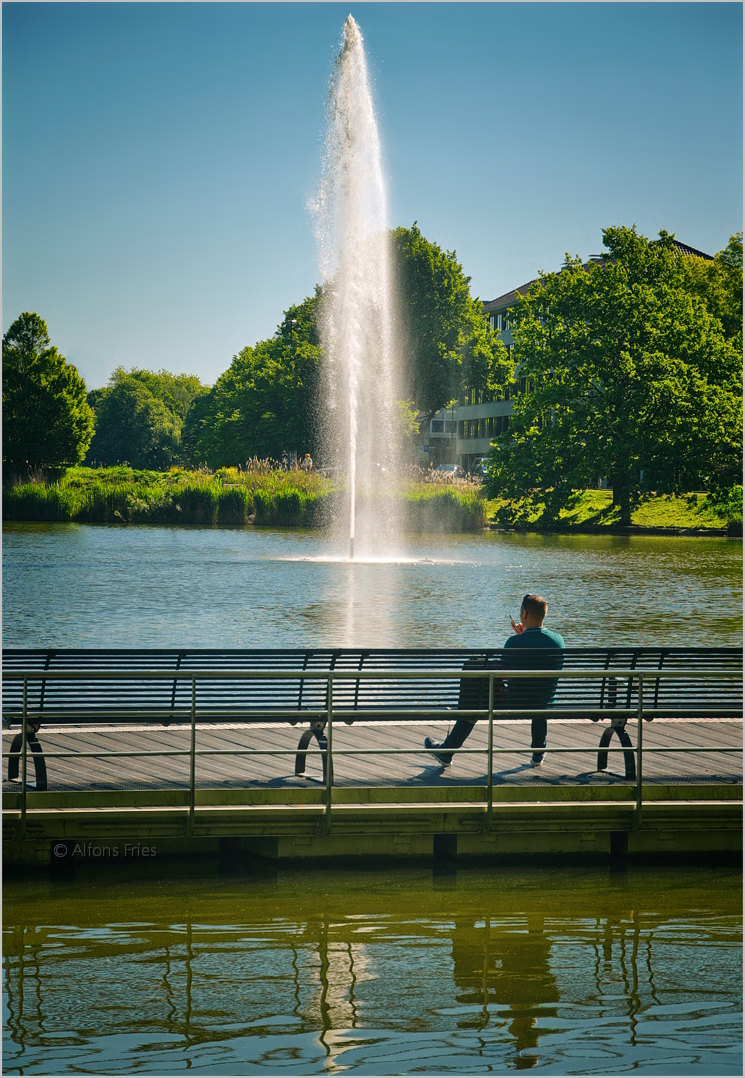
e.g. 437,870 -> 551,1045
2,465 -> 488,531
402,485 -> 487,531
487,227 -> 743,526
706,484 -> 743,525
182,293 -> 321,468
681,233 -> 743,345
486,488 -> 739,532
125,368 -> 207,421
392,224 -> 511,417
86,367 -> 207,469
2,312 -> 94,470
2,465 -> 335,526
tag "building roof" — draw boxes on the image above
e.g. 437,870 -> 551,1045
670,240 -> 714,260
482,240 -> 714,313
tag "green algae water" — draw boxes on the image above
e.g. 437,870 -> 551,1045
3,865 -> 742,1075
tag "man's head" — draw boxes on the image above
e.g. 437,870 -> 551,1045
521,593 -> 548,628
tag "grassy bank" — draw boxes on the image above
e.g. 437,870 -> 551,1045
484,488 -> 743,534
3,467 -> 488,532
2,466 -> 337,527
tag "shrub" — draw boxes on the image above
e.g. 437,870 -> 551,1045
217,487 -> 252,524
275,489 -> 303,525
177,485 -> 218,524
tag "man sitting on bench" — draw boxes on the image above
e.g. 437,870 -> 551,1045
425,593 -> 565,768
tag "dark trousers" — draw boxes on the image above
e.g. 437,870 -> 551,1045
441,715 -> 547,761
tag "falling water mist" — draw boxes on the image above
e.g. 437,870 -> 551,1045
313,15 -> 401,560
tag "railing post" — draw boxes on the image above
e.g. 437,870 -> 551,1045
486,674 -> 494,831
325,674 -> 333,834
189,676 -> 196,836
636,674 -> 643,819
21,676 -> 28,839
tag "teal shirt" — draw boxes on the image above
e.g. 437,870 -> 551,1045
503,627 -> 566,709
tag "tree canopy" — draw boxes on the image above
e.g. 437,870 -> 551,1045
681,232 -> 743,345
181,226 -> 510,469
86,367 -> 207,469
392,224 -> 511,415
181,293 -> 322,468
2,312 -> 95,471
487,227 -> 743,525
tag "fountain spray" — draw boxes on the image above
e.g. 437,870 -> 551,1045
313,15 -> 399,561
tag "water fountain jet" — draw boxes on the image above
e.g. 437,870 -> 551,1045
313,15 -> 400,561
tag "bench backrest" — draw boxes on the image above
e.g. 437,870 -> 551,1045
2,647 -> 741,726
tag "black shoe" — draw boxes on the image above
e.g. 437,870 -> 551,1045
424,736 -> 452,768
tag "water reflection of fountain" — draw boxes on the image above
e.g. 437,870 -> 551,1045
313,15 -> 400,561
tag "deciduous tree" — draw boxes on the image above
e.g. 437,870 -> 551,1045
182,293 -> 322,467
487,227 -> 742,525
2,312 -> 94,471
86,367 -> 207,469
392,224 -> 510,416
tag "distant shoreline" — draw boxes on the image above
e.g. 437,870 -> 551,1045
3,467 -> 740,538
488,522 -> 739,538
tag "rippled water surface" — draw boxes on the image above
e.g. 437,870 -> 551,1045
2,524 -> 742,647
3,526 -> 742,1074
3,866 -> 742,1075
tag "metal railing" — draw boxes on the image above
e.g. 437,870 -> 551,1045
3,667 -> 742,838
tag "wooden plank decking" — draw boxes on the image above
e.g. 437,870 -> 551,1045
3,718 -> 742,792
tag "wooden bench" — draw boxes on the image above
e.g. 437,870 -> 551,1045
3,647 -> 742,790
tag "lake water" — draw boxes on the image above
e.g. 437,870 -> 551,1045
3,865 -> 742,1075
2,525 -> 742,1075
2,523 -> 742,648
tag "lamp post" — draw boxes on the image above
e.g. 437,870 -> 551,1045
290,318 -> 297,348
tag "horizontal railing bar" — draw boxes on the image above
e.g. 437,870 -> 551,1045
3,745 -> 740,761
1,748 -> 323,760
2,708 -> 641,720
2,707 -> 741,724
2,668 -> 741,681
314,746 -> 744,756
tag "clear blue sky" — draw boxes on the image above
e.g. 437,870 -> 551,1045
3,2 -> 742,389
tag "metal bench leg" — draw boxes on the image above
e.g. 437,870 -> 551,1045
7,732 -> 48,791
315,728 -> 333,786
597,725 -> 635,781
616,725 -> 636,781
596,726 -> 613,772
294,728 -> 315,775
294,723 -> 332,783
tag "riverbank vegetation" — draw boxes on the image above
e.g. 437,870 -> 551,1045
2,465 -> 488,531
5,465 -> 738,534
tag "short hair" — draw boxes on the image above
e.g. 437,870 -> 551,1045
521,594 -> 548,621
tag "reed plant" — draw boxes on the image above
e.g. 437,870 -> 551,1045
3,464 -> 488,531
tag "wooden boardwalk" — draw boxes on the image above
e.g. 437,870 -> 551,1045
3,718 -> 742,792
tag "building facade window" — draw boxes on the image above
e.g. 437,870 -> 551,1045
431,420 -> 444,433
